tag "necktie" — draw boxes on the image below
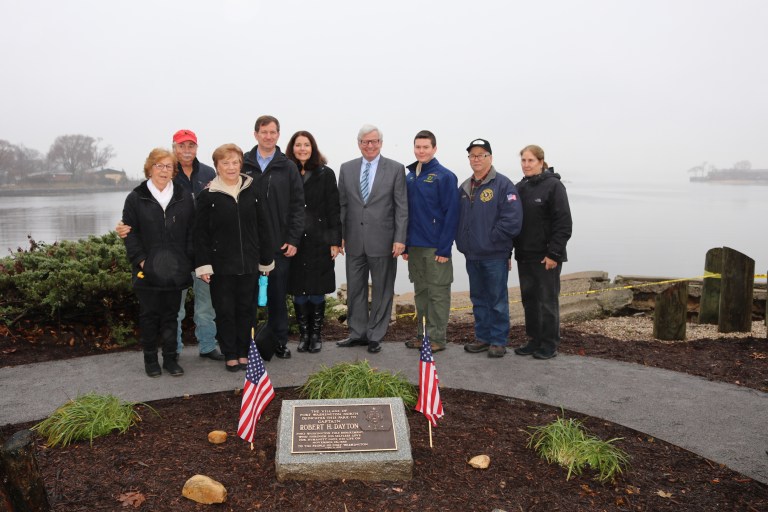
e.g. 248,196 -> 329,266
361,161 -> 371,202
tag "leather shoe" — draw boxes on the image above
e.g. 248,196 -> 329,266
199,349 -> 225,361
274,344 -> 292,359
367,340 -> 382,353
336,338 -> 368,347
513,344 -> 538,356
533,349 -> 558,360
464,341 -> 490,353
225,362 -> 241,373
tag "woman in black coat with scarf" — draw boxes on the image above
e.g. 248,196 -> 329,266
122,148 -> 195,378
285,131 -> 342,353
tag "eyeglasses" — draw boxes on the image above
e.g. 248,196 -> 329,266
153,163 -> 175,170
468,154 -> 490,161
359,139 -> 380,146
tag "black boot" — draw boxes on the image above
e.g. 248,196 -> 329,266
294,301 -> 311,353
162,353 -> 185,376
309,301 -> 325,353
144,351 -> 161,378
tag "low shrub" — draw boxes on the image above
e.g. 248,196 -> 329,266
0,233 -> 135,325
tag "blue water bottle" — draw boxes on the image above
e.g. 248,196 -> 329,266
258,274 -> 268,307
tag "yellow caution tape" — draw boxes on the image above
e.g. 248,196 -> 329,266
393,273 -> 766,319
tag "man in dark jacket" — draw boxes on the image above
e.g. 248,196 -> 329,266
456,139 -> 523,358
242,115 -> 305,359
403,130 -> 459,352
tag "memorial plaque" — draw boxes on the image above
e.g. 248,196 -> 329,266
291,403 -> 397,453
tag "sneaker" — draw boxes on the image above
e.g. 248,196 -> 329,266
532,349 -> 558,360
488,345 -> 507,358
464,341 -> 490,353
513,343 -> 538,356
430,343 -> 446,353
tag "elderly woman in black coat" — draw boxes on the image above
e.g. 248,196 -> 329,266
122,148 -> 195,378
285,131 -> 342,353
194,144 -> 274,371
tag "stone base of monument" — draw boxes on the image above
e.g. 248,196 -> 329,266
275,397 -> 413,482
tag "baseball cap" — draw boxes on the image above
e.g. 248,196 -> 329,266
173,129 -> 197,145
466,138 -> 492,154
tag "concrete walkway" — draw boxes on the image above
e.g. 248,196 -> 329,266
1,342 -> 766,484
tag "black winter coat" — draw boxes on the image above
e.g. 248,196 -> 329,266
242,146 -> 305,256
194,175 -> 274,276
513,170 -> 573,263
122,181 -> 194,291
289,165 -> 342,295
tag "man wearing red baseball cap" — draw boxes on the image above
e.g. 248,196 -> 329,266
117,129 -> 222,361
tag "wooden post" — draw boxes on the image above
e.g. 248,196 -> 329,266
653,281 -> 688,340
0,430 -> 51,512
718,247 -> 754,333
698,247 -> 722,324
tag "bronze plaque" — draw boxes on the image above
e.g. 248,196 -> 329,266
291,403 -> 397,453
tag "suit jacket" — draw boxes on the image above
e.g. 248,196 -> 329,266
338,155 -> 408,257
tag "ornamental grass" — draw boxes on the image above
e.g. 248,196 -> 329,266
299,360 -> 417,407
33,393 -> 151,447
527,411 -> 630,482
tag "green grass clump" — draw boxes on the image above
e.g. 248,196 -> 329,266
299,360 -> 417,407
33,393 -> 151,447
527,411 -> 629,482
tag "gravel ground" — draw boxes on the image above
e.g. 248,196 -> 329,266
566,315 -> 767,343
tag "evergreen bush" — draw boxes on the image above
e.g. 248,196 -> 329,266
0,233 -> 135,325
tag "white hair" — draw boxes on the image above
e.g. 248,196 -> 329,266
357,124 -> 382,142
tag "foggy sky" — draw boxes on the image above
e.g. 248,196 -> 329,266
2,0 -> 767,183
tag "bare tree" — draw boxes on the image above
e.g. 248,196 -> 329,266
46,134 -> 115,179
733,160 -> 752,171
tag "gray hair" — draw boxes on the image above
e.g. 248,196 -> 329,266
357,124 -> 383,142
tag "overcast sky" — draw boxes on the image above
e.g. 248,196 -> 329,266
2,0 -> 766,183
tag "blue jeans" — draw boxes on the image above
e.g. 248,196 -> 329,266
466,259 -> 510,346
177,274 -> 218,354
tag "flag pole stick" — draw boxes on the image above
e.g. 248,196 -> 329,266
422,316 -> 434,448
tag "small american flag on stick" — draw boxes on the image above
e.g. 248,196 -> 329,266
237,334 -> 275,444
415,319 -> 444,428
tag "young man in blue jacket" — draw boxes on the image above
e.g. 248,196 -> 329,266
403,130 -> 459,352
456,139 -> 523,358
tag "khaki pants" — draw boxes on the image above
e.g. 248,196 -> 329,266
407,246 -> 453,345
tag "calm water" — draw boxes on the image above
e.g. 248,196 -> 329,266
1,181 -> 766,292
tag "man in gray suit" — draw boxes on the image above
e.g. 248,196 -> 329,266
336,124 -> 408,353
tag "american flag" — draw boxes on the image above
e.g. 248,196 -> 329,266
237,338 -> 275,443
415,329 -> 444,426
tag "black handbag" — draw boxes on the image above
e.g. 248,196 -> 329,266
253,321 -> 276,362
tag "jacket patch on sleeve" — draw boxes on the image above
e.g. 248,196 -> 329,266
507,193 -> 517,202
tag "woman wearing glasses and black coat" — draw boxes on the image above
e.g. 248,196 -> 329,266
122,148 -> 195,378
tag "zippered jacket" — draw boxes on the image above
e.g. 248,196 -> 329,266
242,146 -> 305,255
122,181 -> 194,290
193,174 -> 274,276
405,158 -> 459,258
513,169 -> 572,263
456,167 -> 523,261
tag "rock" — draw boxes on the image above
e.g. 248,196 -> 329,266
182,474 -> 227,504
468,454 -> 490,469
207,430 -> 227,444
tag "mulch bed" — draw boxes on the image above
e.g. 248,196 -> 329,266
1,317 -> 767,510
